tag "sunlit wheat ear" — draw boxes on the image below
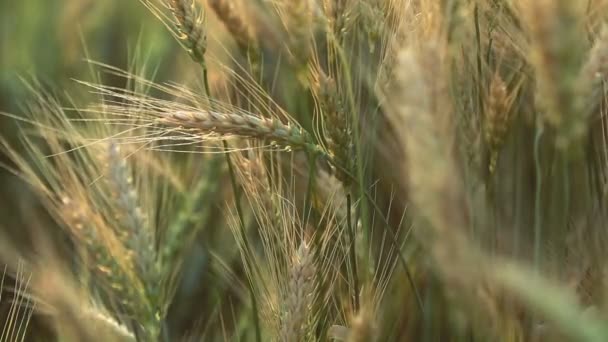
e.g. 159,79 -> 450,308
520,0 -> 587,149
279,241 -> 316,342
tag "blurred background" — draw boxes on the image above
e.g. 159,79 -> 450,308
0,0 -> 181,223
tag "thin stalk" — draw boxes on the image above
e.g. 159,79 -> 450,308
533,120 -> 544,271
223,142 -> 262,342
347,194 -> 360,312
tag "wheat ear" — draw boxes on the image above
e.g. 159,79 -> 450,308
279,241 -> 316,341
164,109 -> 324,153
169,0 -> 207,64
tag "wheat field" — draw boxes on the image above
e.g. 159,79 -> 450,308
1,0 -> 608,341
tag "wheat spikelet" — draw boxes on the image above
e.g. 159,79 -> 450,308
62,193 -> 152,336
278,241 -> 316,342
483,73 -> 513,174
168,0 -> 207,64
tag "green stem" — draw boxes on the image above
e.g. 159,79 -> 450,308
347,194 -> 360,312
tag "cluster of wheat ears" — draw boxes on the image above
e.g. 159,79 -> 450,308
4,0 -> 608,341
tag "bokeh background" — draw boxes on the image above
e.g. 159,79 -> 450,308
1,0 -> 180,222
